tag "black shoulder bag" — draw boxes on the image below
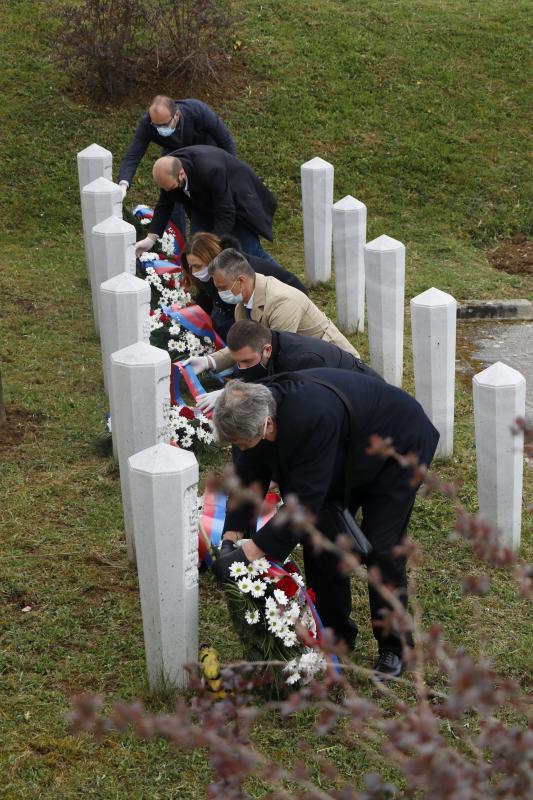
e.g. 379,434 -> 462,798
261,372 -> 373,557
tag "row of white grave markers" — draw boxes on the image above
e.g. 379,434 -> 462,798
77,144 -> 200,691
76,144 -> 526,692
300,154 -> 525,550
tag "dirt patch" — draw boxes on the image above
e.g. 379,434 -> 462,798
486,234 -> 532,276
0,404 -> 44,447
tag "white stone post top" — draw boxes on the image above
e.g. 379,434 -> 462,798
473,360 -> 526,389
101,271 -> 148,296
411,287 -> 457,308
77,143 -> 112,160
111,341 -> 170,368
332,195 -> 366,213
365,234 -> 404,252
82,175 -> 121,196
129,442 -> 198,480
92,215 -> 135,237
301,156 -> 334,172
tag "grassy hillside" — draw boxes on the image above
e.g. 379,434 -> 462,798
1,1 -> 531,797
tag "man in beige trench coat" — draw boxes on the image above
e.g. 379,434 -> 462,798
185,249 -> 359,374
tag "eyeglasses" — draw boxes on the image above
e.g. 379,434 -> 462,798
150,109 -> 178,128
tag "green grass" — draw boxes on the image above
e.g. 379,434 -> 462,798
1,0 -> 532,797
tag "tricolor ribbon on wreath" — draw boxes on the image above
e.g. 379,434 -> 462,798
164,304 -> 226,350
131,204 -> 185,262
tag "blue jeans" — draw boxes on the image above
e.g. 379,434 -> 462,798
190,209 -> 280,266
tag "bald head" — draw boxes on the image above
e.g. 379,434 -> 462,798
148,95 -> 179,125
153,156 -> 186,191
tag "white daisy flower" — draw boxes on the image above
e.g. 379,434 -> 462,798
273,588 -> 289,606
250,580 -> 266,598
229,561 -> 248,579
237,577 -> 253,594
285,671 -> 301,685
244,609 -> 260,625
282,631 -> 298,648
251,557 -> 270,573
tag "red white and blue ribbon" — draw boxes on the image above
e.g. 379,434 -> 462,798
132,203 -> 185,262
164,304 -> 226,350
199,491 -> 279,565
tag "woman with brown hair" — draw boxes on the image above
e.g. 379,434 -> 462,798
181,232 -> 308,340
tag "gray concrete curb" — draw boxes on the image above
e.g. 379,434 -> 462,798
457,299 -> 533,320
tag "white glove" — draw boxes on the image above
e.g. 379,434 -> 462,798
135,236 -> 156,257
183,355 -> 216,375
196,389 -> 223,413
118,180 -> 129,199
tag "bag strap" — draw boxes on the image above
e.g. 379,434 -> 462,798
260,372 -> 358,506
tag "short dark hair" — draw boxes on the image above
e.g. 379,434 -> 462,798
207,248 -> 255,281
227,321 -> 272,353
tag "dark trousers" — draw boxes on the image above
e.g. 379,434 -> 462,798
189,209 -> 281,266
303,458 -> 430,656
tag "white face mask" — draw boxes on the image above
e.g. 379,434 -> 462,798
192,267 -> 210,282
218,278 -> 243,305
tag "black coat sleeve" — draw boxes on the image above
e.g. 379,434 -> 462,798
252,398 -> 345,560
149,189 -> 182,237
194,289 -> 214,315
117,116 -> 151,185
208,164 -> 237,235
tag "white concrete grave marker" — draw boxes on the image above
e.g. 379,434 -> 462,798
92,216 -> 137,333
129,443 -> 199,692
80,177 -> 122,307
100,271 -> 151,403
301,156 -> 334,284
411,287 -> 457,458
77,143 -> 112,199
365,234 -> 405,386
473,361 -> 525,552
110,342 -> 171,562
333,195 -> 367,333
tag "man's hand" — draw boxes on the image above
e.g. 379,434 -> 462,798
211,540 -> 250,582
183,355 -> 215,375
196,389 -> 223,413
118,180 -> 129,200
135,236 -> 156,257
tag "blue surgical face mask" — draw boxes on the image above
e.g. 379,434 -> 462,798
218,278 -> 243,304
156,125 -> 175,137
193,267 -> 210,282
219,289 -> 243,304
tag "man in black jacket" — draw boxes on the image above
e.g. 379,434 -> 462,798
195,321 -> 380,412
211,373 -> 440,677
118,95 -> 234,236
134,146 -> 278,264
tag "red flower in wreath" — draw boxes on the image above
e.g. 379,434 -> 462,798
149,308 -> 155,316
167,279 -> 176,288
159,312 -> 170,325
179,406 -> 195,420
277,575 -> 299,599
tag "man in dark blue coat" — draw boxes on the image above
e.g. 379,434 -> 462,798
117,95 -> 235,233
211,372 -> 440,677
134,146 -> 278,264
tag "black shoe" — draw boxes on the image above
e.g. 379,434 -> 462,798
373,651 -> 404,679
